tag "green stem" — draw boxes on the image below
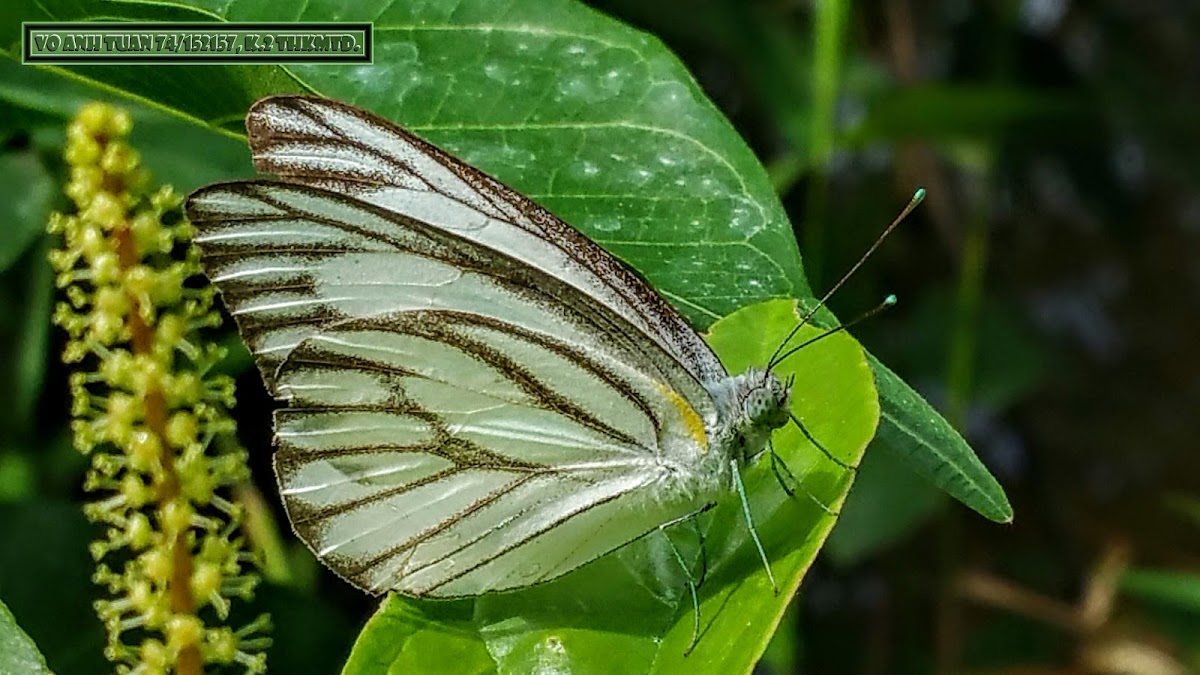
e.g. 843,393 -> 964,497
804,0 -> 849,289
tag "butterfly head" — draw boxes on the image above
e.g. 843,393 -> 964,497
741,368 -> 791,433
710,368 -> 792,466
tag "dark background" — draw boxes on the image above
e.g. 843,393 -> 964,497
1,1 -> 1198,673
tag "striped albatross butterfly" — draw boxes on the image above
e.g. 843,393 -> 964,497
185,96 -> 839,618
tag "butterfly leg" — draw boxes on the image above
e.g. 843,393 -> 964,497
663,521 -> 703,655
769,439 -> 840,517
768,440 -> 798,498
687,514 -> 708,589
658,503 -> 714,588
789,412 -> 855,471
732,459 -> 778,596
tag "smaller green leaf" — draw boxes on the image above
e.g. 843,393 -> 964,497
0,597 -> 51,675
340,299 -> 878,675
652,299 -> 878,673
0,59 -> 253,194
870,356 -> 1013,523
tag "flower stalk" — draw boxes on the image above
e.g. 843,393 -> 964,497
49,102 -> 269,674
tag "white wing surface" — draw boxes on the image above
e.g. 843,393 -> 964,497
187,182 -> 721,595
242,95 -> 728,387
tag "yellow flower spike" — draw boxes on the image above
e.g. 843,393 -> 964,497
108,109 -> 133,136
76,216 -> 105,255
167,372 -> 202,409
122,264 -> 156,303
139,638 -> 169,673
99,350 -> 135,388
140,548 -> 173,584
75,102 -> 111,132
206,627 -> 238,663
85,191 -> 124,230
166,614 -> 204,651
100,142 -> 140,176
142,600 -> 172,632
164,411 -> 199,449
104,393 -> 139,436
127,431 -> 162,472
89,310 -> 126,347
131,210 -> 166,255
177,451 -> 214,496
153,264 -> 186,306
191,561 -> 222,601
154,314 -> 187,350
90,250 -> 123,286
127,512 -> 155,550
129,354 -> 166,397
65,136 -> 102,167
49,102 -> 269,674
95,285 -> 132,319
161,498 -> 194,535
120,473 -> 153,509
128,580 -> 155,614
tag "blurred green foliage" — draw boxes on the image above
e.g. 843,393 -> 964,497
1,0 -> 1199,673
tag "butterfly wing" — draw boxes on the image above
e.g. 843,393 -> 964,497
187,182 -> 722,595
241,95 -> 729,388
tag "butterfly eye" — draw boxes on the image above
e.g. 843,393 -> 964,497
744,387 -> 771,418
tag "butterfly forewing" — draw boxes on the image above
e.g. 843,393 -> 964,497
188,176 -> 724,595
189,182 -> 705,402
242,96 -> 728,388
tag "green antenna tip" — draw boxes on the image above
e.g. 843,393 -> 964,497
912,187 -> 926,203
884,293 -> 898,306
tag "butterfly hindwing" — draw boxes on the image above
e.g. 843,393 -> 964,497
272,317 -> 701,595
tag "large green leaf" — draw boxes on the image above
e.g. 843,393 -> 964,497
2,0 -> 804,325
343,299 -> 878,673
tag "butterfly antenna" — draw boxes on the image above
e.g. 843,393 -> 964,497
773,294 -> 897,367
768,188 -> 925,370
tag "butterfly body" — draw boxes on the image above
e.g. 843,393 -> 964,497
187,96 -> 791,598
